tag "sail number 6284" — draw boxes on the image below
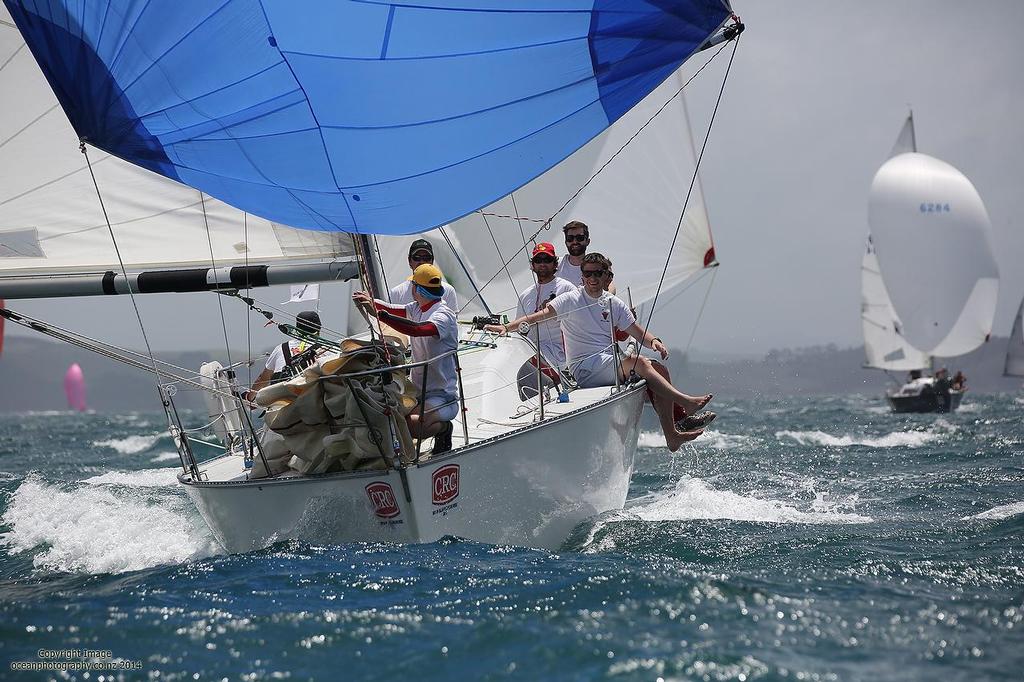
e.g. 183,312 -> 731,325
920,202 -> 951,213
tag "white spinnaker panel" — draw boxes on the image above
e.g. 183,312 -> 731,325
861,237 -> 930,371
868,152 -> 998,355
1005,296 -> 1024,377
441,68 -> 715,317
0,17 -> 352,277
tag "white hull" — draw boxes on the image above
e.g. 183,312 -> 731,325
181,383 -> 646,553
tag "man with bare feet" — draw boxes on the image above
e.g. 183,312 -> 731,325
487,252 -> 712,451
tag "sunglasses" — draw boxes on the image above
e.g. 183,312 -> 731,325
564,233 -> 588,243
531,256 -> 556,264
410,254 -> 433,263
581,269 -> 607,279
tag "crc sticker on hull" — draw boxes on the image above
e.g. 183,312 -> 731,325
366,482 -> 400,519
432,464 -> 460,505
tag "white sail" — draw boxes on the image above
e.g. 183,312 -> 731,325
1005,296 -> 1024,377
0,15 -> 352,279
437,68 -> 716,317
889,113 -> 917,156
868,152 -> 999,356
861,236 -> 930,371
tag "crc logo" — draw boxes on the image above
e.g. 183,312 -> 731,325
432,465 -> 460,505
365,482 -> 400,519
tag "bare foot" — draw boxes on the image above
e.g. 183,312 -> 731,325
679,393 -> 713,415
666,427 -> 704,452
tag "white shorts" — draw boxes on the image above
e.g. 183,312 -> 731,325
571,352 -> 619,388
421,392 -> 459,422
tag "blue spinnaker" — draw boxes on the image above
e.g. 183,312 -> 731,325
5,1 -> 731,234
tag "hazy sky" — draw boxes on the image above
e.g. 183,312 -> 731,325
7,1 -> 1024,362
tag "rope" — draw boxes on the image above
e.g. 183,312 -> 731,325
80,141 -> 162,386
630,33 -> 741,375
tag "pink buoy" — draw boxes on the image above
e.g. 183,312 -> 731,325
64,363 -> 87,412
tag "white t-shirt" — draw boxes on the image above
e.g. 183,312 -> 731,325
556,254 -> 583,288
405,300 -> 459,400
264,339 -> 319,373
516,276 -> 577,367
548,288 -> 636,366
389,279 -> 459,312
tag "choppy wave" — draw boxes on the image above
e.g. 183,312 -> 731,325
0,474 -> 221,574
639,429 -> 753,451
92,433 -> 162,454
775,428 -> 942,448
627,476 -> 872,525
962,501 -> 1024,521
150,452 -> 182,463
83,468 -> 181,487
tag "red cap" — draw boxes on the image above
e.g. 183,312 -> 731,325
531,242 -> 556,259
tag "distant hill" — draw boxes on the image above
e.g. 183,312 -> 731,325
0,334 -> 1019,412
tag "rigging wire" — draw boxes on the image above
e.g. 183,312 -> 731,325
243,211 -> 253,386
200,191 -> 235,372
439,226 -> 494,316
80,141 -> 163,385
480,210 -> 521,311
629,32 -> 741,376
682,267 -> 717,357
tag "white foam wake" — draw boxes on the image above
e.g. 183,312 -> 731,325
92,433 -> 162,454
629,476 -> 872,525
775,429 -> 941,448
83,467 -> 181,488
962,501 -> 1024,521
1,474 -> 221,574
639,429 -> 753,451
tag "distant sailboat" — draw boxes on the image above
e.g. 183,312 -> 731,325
1005,297 -> 1024,378
864,113 -> 1000,412
63,363 -> 86,412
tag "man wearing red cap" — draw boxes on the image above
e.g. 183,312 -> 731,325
516,242 -> 577,368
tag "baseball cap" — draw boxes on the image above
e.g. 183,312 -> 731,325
408,238 -> 433,258
409,263 -> 443,288
531,242 -> 556,260
295,310 -> 322,335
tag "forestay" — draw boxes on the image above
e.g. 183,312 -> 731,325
0,11 -> 352,278
5,0 -> 732,235
868,152 -> 999,356
860,236 -> 929,371
1005,296 -> 1024,378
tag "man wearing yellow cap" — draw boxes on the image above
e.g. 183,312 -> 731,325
353,263 -> 458,454
516,242 -> 576,368
388,238 -> 459,311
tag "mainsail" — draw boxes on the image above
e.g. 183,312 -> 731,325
867,118 -> 999,356
861,236 -> 930,371
0,12 -> 353,286
1005,296 -> 1024,378
4,0 -> 732,235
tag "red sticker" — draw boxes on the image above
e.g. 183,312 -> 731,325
366,482 -> 400,519
432,464 -> 460,505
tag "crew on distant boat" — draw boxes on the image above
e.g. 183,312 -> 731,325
933,367 -> 953,411
487,252 -> 712,452
353,264 -> 458,454
517,242 -> 576,368
247,310 -> 325,399
557,220 -> 614,293
952,370 -> 966,391
389,238 -> 459,311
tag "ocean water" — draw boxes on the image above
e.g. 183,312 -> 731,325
1,394 -> 1022,680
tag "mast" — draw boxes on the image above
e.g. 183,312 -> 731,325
354,235 -> 386,301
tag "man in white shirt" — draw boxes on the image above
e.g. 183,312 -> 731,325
354,264 -> 458,454
516,242 -> 576,368
388,238 -> 459,312
488,253 -> 712,452
247,310 -> 325,399
557,220 -> 615,294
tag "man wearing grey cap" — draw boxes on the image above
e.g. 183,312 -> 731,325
388,238 -> 459,311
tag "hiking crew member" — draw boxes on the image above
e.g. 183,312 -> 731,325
248,310 -> 324,398
516,242 -> 576,368
487,252 -> 712,452
354,264 -> 458,454
389,238 -> 459,311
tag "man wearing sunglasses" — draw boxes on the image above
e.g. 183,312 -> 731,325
487,252 -> 712,451
557,220 -> 615,294
388,238 -> 459,311
516,242 -> 577,368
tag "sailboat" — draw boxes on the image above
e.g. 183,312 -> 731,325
863,113 -> 1000,413
0,1 -> 739,552
1004,296 -> 1024,379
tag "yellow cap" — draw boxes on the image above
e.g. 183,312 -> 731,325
409,263 -> 443,287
